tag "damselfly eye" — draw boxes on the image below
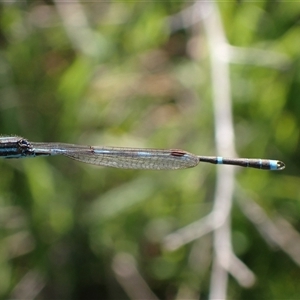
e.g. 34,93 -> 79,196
19,139 -> 29,146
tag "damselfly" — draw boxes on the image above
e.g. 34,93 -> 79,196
0,136 -> 285,171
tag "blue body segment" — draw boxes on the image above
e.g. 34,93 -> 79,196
269,160 -> 279,170
216,157 -> 223,164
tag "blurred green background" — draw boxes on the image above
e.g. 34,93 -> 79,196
0,1 -> 299,299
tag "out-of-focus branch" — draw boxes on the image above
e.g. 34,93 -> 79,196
165,1 -> 259,297
10,270 -> 45,300
5,231 -> 35,259
54,0 -> 101,58
237,187 -> 300,266
168,2 -> 290,70
112,253 -> 159,300
164,210 -> 255,288
163,212 -> 220,251
198,2 -> 237,298
226,45 -> 290,70
228,252 -> 256,287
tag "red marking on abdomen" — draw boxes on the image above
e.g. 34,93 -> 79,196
170,150 -> 186,157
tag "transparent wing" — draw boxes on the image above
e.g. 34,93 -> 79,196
63,147 -> 200,170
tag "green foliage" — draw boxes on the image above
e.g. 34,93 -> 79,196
0,1 -> 298,299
